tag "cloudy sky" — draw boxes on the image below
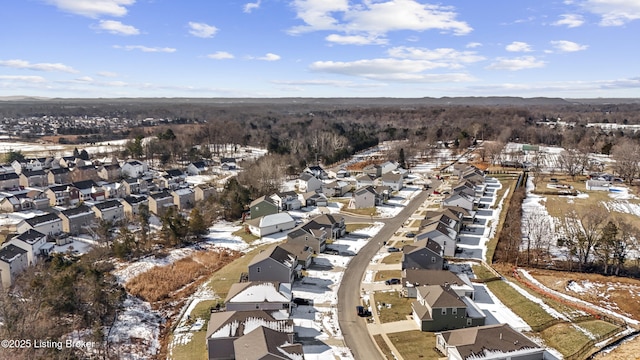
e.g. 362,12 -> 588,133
1,0 -> 639,98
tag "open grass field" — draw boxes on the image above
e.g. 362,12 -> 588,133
387,331 -> 442,360
374,290 -> 414,323
485,279 -> 556,329
169,300 -> 218,360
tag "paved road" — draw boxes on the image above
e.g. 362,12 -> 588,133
337,182 -> 439,360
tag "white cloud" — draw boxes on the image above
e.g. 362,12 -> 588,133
113,45 -> 176,53
309,58 -> 475,82
579,0 -> 640,26
466,42 -> 482,48
0,59 -> 78,73
271,79 -> 383,88
486,56 -> 546,71
550,40 -> 588,52
506,41 -> 533,52
188,22 -> 218,38
325,34 -> 387,45
207,51 -> 235,60
95,20 -> 140,35
45,0 -> 135,18
244,0 -> 261,13
553,14 -> 585,27
97,71 -> 118,77
0,75 -> 47,83
387,46 -> 485,64
289,0 -> 472,39
258,53 -> 281,61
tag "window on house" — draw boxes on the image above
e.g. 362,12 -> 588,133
441,308 -> 446,315
452,308 -> 457,315
256,267 -> 261,273
467,318 -> 472,326
431,256 -> 436,263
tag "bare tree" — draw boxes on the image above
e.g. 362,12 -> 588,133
522,210 -> 553,266
611,139 -> 640,185
565,204 -> 609,270
556,148 -> 589,180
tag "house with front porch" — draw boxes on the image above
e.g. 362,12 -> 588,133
402,238 -> 444,271
412,284 -> 485,332
270,191 -> 301,211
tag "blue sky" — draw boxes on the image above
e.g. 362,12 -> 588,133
1,0 -> 639,98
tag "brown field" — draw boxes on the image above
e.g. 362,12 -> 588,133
387,331 -> 442,360
126,249 -> 240,303
526,268 -> 640,321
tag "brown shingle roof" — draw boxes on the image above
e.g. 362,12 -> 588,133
439,323 -> 541,359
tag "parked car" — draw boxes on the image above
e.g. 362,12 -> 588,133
387,247 -> 400,253
325,248 -> 339,255
433,190 -> 441,195
356,305 -> 372,317
385,278 -> 401,285
293,297 -> 312,306
405,232 -> 416,238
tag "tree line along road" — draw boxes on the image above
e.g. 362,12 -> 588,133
337,180 -> 440,360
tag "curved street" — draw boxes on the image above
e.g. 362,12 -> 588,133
337,181 -> 439,360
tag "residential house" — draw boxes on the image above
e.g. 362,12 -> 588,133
194,184 -> 216,202
422,212 -> 462,233
16,213 -> 62,237
444,206 -> 474,223
380,161 -> 398,175
97,163 -> 122,182
586,179 -> 610,191
435,324 -> 545,360
101,181 -> 127,199
206,310 -> 294,360
233,326 -> 304,360
59,205 -> 95,235
321,180 -> 352,197
121,159 -> 148,178
245,212 -> 295,237
270,191 -> 301,211
442,192 -> 475,212
306,214 -> 346,240
380,172 -> 404,191
0,172 -> 20,190
297,173 -> 322,193
187,161 -> 208,176
71,164 -> 100,182
279,242 -> 313,269
0,196 -> 21,212
47,167 -> 72,185
10,160 -> 25,174
5,229 -> 47,265
120,195 -> 148,218
355,174 -> 376,188
58,156 -> 77,169
224,281 -> 292,313
363,164 -> 382,178
0,244 -> 28,289
412,285 -> 485,332
19,170 -> 47,187
416,221 -> 457,257
452,181 -> 477,198
158,169 -> 187,190
403,269 -> 474,299
92,200 -> 125,223
349,186 -> 378,209
287,227 -> 327,255
301,191 -> 328,207
148,190 -> 175,216
335,168 -> 350,178
121,178 -> 149,195
24,189 -> 50,210
402,239 -> 444,271
248,244 -> 297,284
249,195 -> 279,219
303,165 -> 328,179
172,188 -> 195,210
45,184 -> 78,206
461,168 -> 485,185
220,157 -> 237,170
72,180 -> 105,202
